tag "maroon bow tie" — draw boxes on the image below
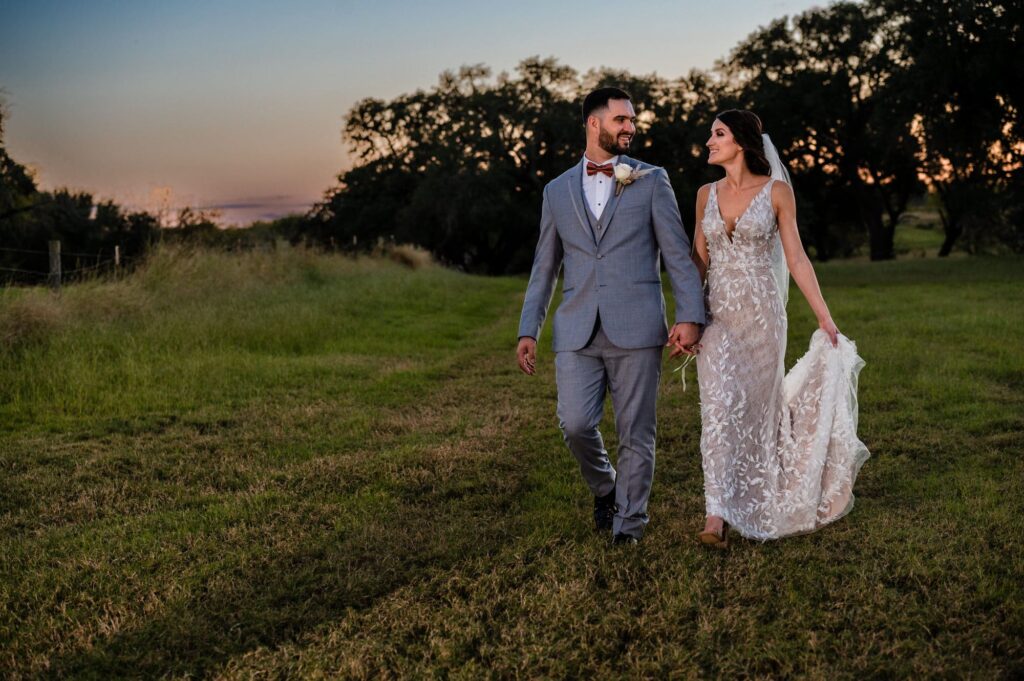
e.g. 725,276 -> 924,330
586,162 -> 613,177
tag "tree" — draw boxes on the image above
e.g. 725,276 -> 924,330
877,0 -> 1024,255
0,93 -> 39,225
309,58 -> 583,274
719,2 -> 922,260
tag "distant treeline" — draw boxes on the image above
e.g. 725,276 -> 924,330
2,0 -> 1021,280
0,136 -> 305,283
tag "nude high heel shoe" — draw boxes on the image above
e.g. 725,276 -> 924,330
698,521 -> 729,549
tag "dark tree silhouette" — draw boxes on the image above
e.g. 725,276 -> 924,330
718,2 -> 923,260
0,95 -> 38,224
878,0 -> 1024,255
308,58 -> 583,274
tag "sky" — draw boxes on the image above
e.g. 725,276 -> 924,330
0,0 -> 826,225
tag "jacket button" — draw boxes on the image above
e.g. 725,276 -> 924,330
597,254 -> 604,260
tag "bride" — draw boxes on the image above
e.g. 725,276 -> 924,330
682,109 -> 870,545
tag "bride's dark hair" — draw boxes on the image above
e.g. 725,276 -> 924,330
715,109 -> 771,177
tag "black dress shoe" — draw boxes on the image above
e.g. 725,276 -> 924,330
613,533 -> 640,545
593,490 -> 617,531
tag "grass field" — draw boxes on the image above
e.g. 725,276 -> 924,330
1,245 -> 1022,679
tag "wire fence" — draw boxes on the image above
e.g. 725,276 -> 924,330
0,243 -> 139,287
0,266 -> 48,276
0,246 -> 115,258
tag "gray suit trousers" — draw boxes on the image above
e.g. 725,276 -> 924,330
555,326 -> 662,538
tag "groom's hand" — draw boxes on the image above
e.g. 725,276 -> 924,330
667,322 -> 702,359
517,337 -> 538,375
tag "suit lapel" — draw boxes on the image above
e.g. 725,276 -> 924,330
567,159 -> 593,243
596,155 -> 630,244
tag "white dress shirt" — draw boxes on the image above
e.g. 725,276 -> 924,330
582,154 -> 618,220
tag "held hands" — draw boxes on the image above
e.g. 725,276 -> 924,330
667,322 -> 702,359
819,317 -> 840,347
516,337 -> 538,375
520,325 -> 706,372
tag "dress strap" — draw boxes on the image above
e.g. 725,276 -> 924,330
702,182 -> 717,227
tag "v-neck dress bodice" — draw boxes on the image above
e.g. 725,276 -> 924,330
704,180 -> 778,270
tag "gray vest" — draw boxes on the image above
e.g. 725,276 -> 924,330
582,196 -> 607,243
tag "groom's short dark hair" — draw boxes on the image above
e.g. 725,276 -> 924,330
582,87 -> 632,125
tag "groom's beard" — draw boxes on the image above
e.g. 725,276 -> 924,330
598,126 -> 632,155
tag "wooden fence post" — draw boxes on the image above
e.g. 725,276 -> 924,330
48,240 -> 61,293
114,245 -> 121,270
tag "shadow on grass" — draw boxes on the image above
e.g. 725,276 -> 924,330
47,464 -> 530,678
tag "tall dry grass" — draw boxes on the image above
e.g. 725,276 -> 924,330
0,244 -> 433,351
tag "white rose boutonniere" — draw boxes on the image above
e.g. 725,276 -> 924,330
613,163 -> 657,196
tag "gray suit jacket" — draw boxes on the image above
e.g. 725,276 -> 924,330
518,156 -> 705,352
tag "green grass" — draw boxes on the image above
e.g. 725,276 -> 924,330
1,247 -> 1022,678
889,198 -> 952,259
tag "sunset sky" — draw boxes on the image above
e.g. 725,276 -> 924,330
1,0 -> 825,225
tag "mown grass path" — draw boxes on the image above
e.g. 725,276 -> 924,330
1,250 -> 1022,678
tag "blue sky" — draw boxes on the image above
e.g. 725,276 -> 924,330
0,0 -> 825,224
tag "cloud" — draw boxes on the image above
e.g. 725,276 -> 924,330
198,193 -> 311,209
196,195 -> 316,225
199,195 -> 302,211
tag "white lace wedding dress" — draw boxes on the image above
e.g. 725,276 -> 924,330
696,180 -> 870,540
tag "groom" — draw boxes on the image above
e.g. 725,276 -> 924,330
516,87 -> 705,544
